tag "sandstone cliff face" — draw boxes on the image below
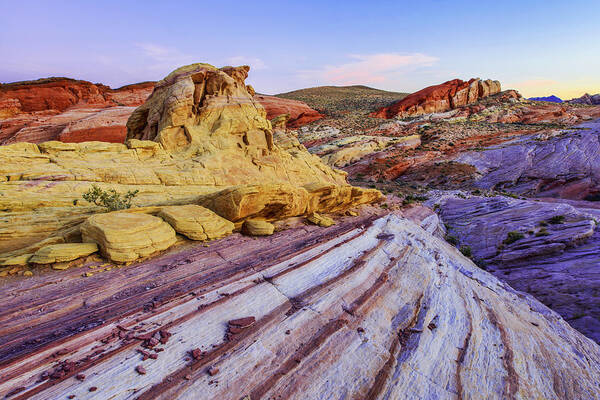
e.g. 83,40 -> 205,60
1,213 -> 599,399
372,78 -> 501,119
0,79 -> 154,144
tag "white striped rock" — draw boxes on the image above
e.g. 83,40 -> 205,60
0,213 -> 599,399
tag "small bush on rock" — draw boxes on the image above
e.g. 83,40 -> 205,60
548,215 -> 565,224
82,185 -> 139,211
459,245 -> 472,258
503,231 -> 525,245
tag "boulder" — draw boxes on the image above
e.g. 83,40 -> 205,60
304,182 -> 382,214
29,243 -> 99,264
158,205 -> 234,241
372,78 -> 501,119
81,213 -> 176,263
201,184 -> 310,222
242,219 -> 274,236
306,212 -> 335,227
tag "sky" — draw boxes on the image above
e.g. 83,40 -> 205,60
1,0 -> 599,99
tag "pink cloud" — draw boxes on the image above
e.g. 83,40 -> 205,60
302,53 -> 438,86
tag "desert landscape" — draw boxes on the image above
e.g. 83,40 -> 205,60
2,2 -> 600,399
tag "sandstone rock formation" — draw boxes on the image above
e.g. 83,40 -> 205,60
455,120 -> 600,199
81,213 -> 177,263
569,93 -> 600,105
241,219 -> 274,235
254,94 -> 324,127
1,213 -> 599,399
0,63 -> 381,265
371,78 -> 501,119
157,205 -> 234,241
29,243 -> 98,264
0,79 -> 154,144
430,192 -> 600,343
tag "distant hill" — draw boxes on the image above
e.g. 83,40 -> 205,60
568,93 -> 600,105
275,85 -> 408,117
528,95 -> 563,103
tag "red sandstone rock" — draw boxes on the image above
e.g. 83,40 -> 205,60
372,78 -> 501,119
254,95 -> 323,127
228,316 -> 256,328
0,78 -> 154,144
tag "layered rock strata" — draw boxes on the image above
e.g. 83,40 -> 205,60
431,192 -> 600,343
455,120 -> 600,199
372,78 -> 501,119
1,214 -> 599,399
0,79 -> 154,144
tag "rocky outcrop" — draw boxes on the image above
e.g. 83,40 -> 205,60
0,78 -> 154,115
1,213 -> 600,399
371,78 -> 501,119
569,93 -> 600,105
254,94 -> 324,127
309,134 -> 421,168
0,63 -> 381,265
455,119 -> 600,199
431,192 -> 600,343
0,79 -> 154,144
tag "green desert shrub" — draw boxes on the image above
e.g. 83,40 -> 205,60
535,228 -> 550,237
548,215 -> 565,224
503,231 -> 525,245
445,235 -> 459,245
459,245 -> 473,258
82,185 -> 139,211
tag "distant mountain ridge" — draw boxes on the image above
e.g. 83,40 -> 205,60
529,95 -> 563,103
569,93 -> 600,105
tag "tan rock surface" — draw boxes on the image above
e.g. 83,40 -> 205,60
81,212 -> 176,263
158,205 -> 234,241
29,243 -> 98,264
242,219 -> 275,236
306,212 -> 335,227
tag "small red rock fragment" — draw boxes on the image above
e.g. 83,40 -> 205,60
228,317 -> 256,328
427,322 -> 437,331
89,386 -> 98,392
357,327 -> 365,333
149,353 -> 158,360
76,373 -> 86,381
159,330 -> 171,344
184,374 -> 192,380
136,365 -> 147,375
67,395 -> 75,399
190,348 -> 203,360
285,330 -> 291,335
228,326 -> 245,334
208,366 -> 219,376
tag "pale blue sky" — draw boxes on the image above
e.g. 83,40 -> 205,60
1,0 -> 599,98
